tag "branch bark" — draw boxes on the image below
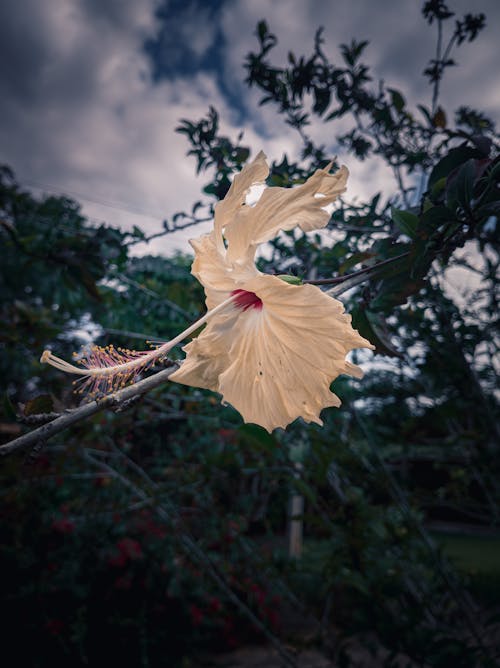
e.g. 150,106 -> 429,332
305,252 -> 409,286
0,363 -> 179,458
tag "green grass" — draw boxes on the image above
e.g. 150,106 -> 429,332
431,531 -> 500,605
431,532 -> 500,575
300,532 -> 500,606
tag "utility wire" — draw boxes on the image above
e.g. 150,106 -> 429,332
21,177 -> 168,222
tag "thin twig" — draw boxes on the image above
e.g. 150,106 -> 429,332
0,364 -> 179,458
124,216 -> 213,247
115,273 -> 194,320
305,252 -> 409,286
20,412 -> 62,425
431,16 -> 443,115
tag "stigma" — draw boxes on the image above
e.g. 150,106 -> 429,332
231,289 -> 263,311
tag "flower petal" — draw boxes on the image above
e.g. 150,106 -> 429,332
213,150 -> 269,253
170,275 -> 373,432
169,308 -> 238,393
189,233 -> 258,310
224,164 -> 349,264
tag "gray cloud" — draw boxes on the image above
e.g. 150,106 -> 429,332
0,0 -> 498,256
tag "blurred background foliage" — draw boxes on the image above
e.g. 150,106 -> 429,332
1,2 -> 499,666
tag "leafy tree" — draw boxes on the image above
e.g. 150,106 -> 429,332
1,2 -> 499,667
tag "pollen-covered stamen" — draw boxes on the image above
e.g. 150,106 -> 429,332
40,294 -> 238,399
41,345 -> 162,398
77,344 -> 151,373
231,289 -> 263,311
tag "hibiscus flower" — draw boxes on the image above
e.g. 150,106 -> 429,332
168,152 -> 373,431
41,152 -> 373,432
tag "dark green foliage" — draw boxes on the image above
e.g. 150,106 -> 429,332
1,2 -> 499,666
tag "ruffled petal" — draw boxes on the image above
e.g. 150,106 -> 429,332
169,309 -> 238,392
224,164 -> 349,264
213,150 -> 269,253
190,233 -> 258,310
170,275 -> 373,432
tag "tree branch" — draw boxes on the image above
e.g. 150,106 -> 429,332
0,363 -> 179,458
305,252 -> 409,286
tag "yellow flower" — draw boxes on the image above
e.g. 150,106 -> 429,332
41,151 -> 373,432
169,152 -> 374,431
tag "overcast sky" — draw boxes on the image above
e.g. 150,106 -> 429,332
1,0 -> 498,255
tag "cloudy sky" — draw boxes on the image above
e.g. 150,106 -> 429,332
1,0 -> 498,255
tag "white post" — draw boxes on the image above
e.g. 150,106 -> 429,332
288,462 -> 304,558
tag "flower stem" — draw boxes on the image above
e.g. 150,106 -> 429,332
160,294 -> 235,350
41,294 -> 237,382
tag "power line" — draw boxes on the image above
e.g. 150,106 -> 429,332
21,177 -> 168,222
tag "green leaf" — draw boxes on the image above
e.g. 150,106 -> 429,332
23,394 -> 54,416
289,441 -> 309,464
338,251 -> 375,274
391,207 -> 419,239
3,393 -> 17,421
238,423 -> 277,448
430,176 -> 447,200
409,238 -> 435,279
387,88 -> 405,113
277,274 -> 302,285
370,272 -> 425,311
446,158 -> 476,211
234,147 -> 250,164
351,307 -> 402,358
313,87 -> 331,115
365,310 -> 403,357
78,267 -> 102,301
417,104 -> 433,125
257,20 -> 268,42
432,106 -> 447,128
428,146 -> 481,191
132,225 -> 145,240
476,201 -> 500,217
420,205 -> 454,234
369,193 -> 381,212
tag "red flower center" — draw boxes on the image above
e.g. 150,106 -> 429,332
231,289 -> 263,311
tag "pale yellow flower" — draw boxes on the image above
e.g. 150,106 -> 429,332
41,152 -> 373,431
169,152 -> 374,431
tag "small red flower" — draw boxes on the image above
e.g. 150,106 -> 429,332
209,597 -> 222,613
51,517 -> 75,534
190,604 -> 204,627
114,575 -> 132,590
249,583 -> 266,606
116,537 -> 142,561
223,617 -> 238,648
265,607 -> 280,630
108,552 -> 127,568
45,619 -> 64,636
217,428 -> 237,443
